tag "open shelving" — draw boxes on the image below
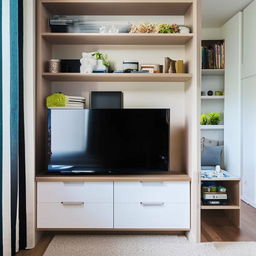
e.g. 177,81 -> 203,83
201,69 -> 225,76
200,125 -> 224,130
201,96 -> 224,100
42,33 -> 194,45
42,73 -> 193,82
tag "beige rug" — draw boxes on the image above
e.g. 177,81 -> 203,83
43,235 -> 219,256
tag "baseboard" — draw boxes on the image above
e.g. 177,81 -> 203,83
241,195 -> 256,208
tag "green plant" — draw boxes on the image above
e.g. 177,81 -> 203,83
92,52 -> 110,67
207,112 -> 221,125
200,114 -> 208,125
158,24 -> 180,34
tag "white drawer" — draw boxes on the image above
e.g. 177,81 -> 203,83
37,202 -> 113,229
114,202 -> 190,229
37,182 -> 113,203
114,181 -> 189,203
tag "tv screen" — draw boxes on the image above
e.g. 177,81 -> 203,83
48,109 -> 170,174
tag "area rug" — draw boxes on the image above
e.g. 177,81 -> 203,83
43,235 -> 220,256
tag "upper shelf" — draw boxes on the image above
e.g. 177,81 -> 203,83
42,73 -> 192,82
201,69 -> 225,76
42,33 -> 194,45
41,1 -> 193,15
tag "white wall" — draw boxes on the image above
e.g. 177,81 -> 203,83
222,12 -> 242,177
241,0 -> 256,207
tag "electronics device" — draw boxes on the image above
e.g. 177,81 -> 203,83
47,109 -> 170,174
90,91 -> 123,109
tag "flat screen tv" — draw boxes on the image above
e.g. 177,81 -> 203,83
48,109 -> 170,174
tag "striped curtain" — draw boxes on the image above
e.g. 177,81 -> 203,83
1,0 -> 30,255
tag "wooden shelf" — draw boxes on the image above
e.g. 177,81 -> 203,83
42,33 -> 194,45
36,174 -> 191,182
201,96 -> 224,100
201,205 -> 240,210
42,73 -> 192,82
42,1 -> 193,15
200,125 -> 224,130
201,69 -> 225,76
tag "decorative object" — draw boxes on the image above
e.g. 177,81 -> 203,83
164,57 -> 171,73
207,90 -> 213,96
215,91 -> 224,96
46,93 -> 86,109
123,61 -> 139,72
90,91 -> 123,109
80,52 -> 110,73
129,23 -> 158,33
48,59 -> 60,73
158,24 -> 180,33
140,64 -> 161,73
201,91 -> 206,96
129,23 -> 180,34
175,60 -> 184,73
60,59 -> 80,73
179,26 -> 190,34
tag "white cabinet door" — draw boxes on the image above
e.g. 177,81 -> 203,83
37,182 -> 113,229
243,0 -> 256,78
114,181 -> 190,229
242,76 -> 256,205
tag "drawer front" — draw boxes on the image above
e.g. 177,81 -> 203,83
37,182 -> 113,203
114,203 -> 190,229
114,181 -> 189,203
37,203 -> 113,229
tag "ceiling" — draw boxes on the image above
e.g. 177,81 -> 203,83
202,0 -> 253,28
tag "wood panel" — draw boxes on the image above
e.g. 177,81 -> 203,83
42,33 -> 194,45
201,205 -> 240,210
42,73 -> 192,82
201,201 -> 256,242
36,174 -> 191,182
41,1 -> 193,15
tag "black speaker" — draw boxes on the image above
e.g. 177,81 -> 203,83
90,91 -> 123,109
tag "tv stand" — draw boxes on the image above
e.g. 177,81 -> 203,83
36,174 -> 190,231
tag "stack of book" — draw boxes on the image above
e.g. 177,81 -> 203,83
65,96 -> 86,109
202,41 -> 225,69
46,93 -> 86,109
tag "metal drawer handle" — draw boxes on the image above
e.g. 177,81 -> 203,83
61,202 -> 84,206
140,202 -> 165,206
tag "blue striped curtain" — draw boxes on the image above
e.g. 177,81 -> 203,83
0,0 -> 3,252
1,0 -> 27,255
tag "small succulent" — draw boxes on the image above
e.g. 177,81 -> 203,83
207,112 -> 221,125
200,114 -> 208,125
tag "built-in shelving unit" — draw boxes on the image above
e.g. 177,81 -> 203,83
201,205 -> 240,210
201,69 -> 225,76
42,33 -> 194,45
201,96 -> 224,100
42,73 -> 193,82
200,125 -> 224,130
36,0 -> 200,240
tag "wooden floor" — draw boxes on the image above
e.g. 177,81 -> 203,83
16,235 -> 53,256
201,201 -> 256,242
